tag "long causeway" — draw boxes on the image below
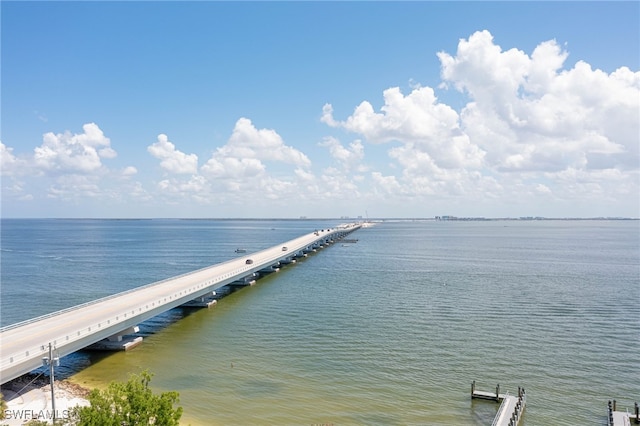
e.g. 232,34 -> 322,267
0,224 -> 360,384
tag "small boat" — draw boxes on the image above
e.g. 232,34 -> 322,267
235,248 -> 247,253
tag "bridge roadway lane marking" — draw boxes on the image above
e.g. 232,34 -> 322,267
1,226 -> 353,372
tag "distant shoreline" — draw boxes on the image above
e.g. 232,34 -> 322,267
1,216 -> 638,221
432,216 -> 639,221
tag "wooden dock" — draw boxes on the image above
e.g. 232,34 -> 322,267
608,400 -> 639,426
471,381 -> 526,426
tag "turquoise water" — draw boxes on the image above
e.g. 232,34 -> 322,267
1,219 -> 639,425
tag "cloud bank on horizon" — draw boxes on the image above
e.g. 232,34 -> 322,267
2,30 -> 639,218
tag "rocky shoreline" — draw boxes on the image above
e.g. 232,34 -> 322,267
2,373 -> 91,399
1,373 -> 91,425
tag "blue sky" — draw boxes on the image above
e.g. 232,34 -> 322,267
2,1 -> 639,218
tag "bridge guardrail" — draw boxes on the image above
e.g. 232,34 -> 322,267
1,224 -> 360,382
0,226 -> 354,333
2,261 -> 258,370
0,254 -> 243,333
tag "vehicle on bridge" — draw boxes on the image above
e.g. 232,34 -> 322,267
0,223 -> 362,385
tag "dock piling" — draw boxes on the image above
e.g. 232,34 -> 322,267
607,400 -> 639,425
471,381 -> 526,426
608,400 -> 614,426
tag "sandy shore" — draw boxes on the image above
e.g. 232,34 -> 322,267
1,374 -> 90,425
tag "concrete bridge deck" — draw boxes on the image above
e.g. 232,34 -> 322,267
0,224 -> 360,384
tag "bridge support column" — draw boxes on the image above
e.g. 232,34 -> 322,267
229,274 -> 258,288
87,326 -> 143,351
182,291 -> 218,308
258,264 -> 280,275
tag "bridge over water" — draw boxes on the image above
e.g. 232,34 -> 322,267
0,224 -> 360,384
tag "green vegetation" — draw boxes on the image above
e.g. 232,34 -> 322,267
1,392 -> 6,419
70,371 -> 182,426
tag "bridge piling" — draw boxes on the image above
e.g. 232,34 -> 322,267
0,224 -> 362,384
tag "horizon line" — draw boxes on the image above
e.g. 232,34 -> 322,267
1,216 -> 638,221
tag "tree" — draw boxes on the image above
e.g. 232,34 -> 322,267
70,371 -> 182,426
1,392 -> 6,420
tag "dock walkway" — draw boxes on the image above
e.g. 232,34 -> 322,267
608,400 -> 639,426
471,381 -> 526,426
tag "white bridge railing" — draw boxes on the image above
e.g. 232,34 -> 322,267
1,224 -> 361,384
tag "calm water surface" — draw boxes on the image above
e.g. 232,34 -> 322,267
1,219 -> 638,425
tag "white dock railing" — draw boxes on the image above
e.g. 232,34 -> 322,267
491,392 -> 510,426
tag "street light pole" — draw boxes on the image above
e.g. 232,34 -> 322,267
42,343 -> 59,424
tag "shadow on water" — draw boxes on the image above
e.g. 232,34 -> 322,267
41,296 -> 244,382
470,399 -> 500,426
30,262 -> 290,392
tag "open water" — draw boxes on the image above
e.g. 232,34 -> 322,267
1,219 -> 638,425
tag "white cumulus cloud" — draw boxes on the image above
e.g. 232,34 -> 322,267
321,30 -> 639,213
202,118 -> 311,180
201,157 -> 265,179
147,134 -> 198,174
319,136 -> 365,172
122,166 -> 138,177
1,142 -> 20,176
33,123 -> 116,173
226,117 -> 311,167
438,30 -> 639,173
322,86 -> 485,169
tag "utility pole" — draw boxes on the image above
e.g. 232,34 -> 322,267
42,343 -> 59,424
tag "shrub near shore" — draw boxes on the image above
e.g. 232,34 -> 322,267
1,371 -> 182,426
70,371 -> 182,426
